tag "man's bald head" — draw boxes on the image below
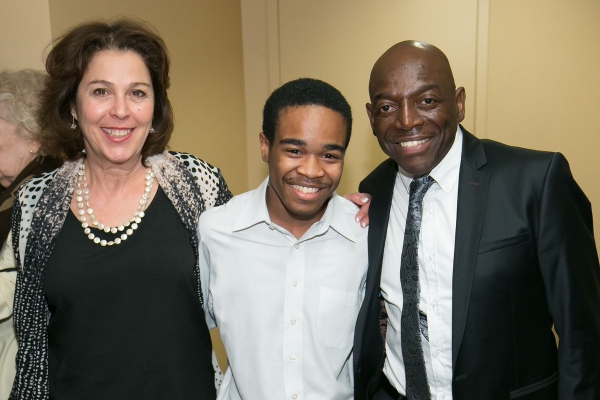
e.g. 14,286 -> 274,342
369,41 -> 456,100
365,40 -> 465,177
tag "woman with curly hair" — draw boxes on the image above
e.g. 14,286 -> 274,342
8,20 -> 229,399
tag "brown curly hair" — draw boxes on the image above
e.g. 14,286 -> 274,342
38,18 -> 174,160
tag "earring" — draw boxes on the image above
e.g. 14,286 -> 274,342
71,115 -> 77,130
149,127 -> 155,134
29,149 -> 34,154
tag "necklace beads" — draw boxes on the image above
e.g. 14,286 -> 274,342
76,163 -> 154,246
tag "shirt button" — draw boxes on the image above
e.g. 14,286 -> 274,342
430,303 -> 435,309
292,395 -> 298,400
290,355 -> 296,361
427,207 -> 432,214
291,319 -> 296,325
293,280 -> 298,287
441,394 -> 446,399
269,224 -> 275,230
428,255 -> 433,261
435,350 -> 441,357
294,243 -> 300,249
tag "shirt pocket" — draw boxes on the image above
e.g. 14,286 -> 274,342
317,287 -> 360,349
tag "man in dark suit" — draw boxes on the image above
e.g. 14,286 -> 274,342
354,40 -> 600,400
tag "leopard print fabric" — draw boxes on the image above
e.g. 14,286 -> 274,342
10,151 -> 231,400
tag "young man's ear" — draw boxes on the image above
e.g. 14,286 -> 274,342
259,132 -> 270,163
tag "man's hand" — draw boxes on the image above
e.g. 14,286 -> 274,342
344,193 -> 371,227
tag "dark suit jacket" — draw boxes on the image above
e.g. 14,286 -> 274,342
354,128 -> 600,400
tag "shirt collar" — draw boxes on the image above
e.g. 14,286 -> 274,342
398,126 -> 463,195
232,177 -> 356,242
233,178 -> 272,231
323,194 -> 357,243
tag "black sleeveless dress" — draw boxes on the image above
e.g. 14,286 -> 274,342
45,187 -> 215,399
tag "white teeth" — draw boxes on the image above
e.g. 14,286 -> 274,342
400,138 -> 428,148
102,128 -> 132,138
291,184 -> 319,194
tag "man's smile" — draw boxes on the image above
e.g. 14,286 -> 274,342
289,184 -> 321,194
399,138 -> 429,148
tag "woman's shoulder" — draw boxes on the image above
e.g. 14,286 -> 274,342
150,151 -> 232,208
16,161 -> 76,200
168,151 -> 223,177
16,167 -> 60,200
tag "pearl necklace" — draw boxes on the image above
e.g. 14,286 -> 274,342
76,163 -> 154,246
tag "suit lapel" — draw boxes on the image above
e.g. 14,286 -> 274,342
452,129 -> 489,373
366,159 -> 397,290
354,159 -> 396,387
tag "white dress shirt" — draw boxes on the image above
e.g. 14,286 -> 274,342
199,178 -> 368,400
381,127 -> 463,400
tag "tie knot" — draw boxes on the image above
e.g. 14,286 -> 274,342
409,175 -> 434,198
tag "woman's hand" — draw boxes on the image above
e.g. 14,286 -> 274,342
343,193 -> 371,228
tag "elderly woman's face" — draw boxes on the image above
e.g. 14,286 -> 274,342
0,112 -> 37,188
72,50 -> 154,168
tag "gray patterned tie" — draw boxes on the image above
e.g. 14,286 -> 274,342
401,175 -> 434,400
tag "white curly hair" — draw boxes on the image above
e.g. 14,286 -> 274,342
0,69 -> 47,152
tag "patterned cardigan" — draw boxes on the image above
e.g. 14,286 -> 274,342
9,151 -> 232,400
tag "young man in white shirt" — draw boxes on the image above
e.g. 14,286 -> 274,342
199,78 -> 368,400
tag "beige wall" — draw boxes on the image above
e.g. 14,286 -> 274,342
242,0 -> 600,247
485,0 -> 600,243
239,0 -> 279,186
0,0 -> 51,70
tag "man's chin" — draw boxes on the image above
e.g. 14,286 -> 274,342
286,198 -> 331,221
394,158 -> 436,178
